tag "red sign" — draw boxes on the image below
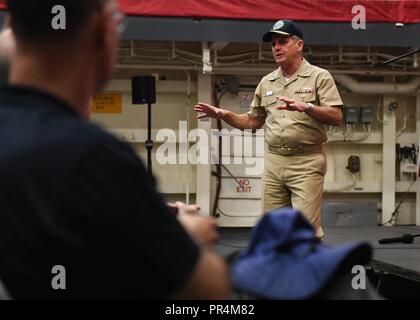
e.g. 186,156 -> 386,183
237,179 -> 252,193
1,1 -> 420,23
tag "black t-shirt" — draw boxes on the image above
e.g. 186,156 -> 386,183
0,85 -> 199,299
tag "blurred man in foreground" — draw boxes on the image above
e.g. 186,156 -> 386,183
0,0 -> 229,299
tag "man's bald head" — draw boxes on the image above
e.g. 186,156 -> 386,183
0,28 -> 15,84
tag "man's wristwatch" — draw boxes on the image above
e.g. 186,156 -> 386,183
305,102 -> 314,114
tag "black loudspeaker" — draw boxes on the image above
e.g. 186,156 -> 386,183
131,75 -> 156,104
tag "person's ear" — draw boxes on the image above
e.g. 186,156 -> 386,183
296,39 -> 304,53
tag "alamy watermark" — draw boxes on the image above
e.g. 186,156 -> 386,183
51,265 -> 66,290
351,265 -> 366,290
155,121 -> 265,176
51,5 -> 67,30
351,5 -> 366,30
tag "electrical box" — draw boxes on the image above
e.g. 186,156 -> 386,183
346,155 -> 361,173
360,106 -> 374,124
228,77 -> 239,95
344,106 -> 360,124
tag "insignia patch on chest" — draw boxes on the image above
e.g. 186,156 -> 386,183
264,90 -> 274,97
295,87 -> 314,94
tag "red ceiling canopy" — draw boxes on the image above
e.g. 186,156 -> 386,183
1,0 -> 419,23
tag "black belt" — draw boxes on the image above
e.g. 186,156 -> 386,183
268,144 -> 322,156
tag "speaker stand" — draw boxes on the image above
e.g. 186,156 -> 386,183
145,102 -> 153,176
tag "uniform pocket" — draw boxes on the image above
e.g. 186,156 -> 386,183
261,96 -> 277,107
301,92 -> 317,103
321,152 -> 327,176
310,152 -> 327,176
291,92 -> 316,121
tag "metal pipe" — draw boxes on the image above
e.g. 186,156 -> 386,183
334,74 -> 420,94
185,70 -> 192,205
116,64 -> 420,76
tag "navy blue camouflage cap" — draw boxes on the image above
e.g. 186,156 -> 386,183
263,19 -> 303,42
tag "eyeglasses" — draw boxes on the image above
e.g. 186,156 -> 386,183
1,14 -> 10,32
113,11 -> 127,34
108,0 -> 127,34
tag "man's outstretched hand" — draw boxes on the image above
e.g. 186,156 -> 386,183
194,103 -> 226,120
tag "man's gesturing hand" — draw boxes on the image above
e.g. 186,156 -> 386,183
276,96 -> 308,113
194,102 -> 226,120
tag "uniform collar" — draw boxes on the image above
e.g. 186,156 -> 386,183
269,58 -> 312,83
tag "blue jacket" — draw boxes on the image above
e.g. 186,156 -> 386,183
231,208 -> 372,299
